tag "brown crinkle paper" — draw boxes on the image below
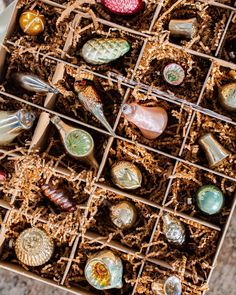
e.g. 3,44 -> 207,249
83,188 -> 157,252
220,18 -> 236,62
145,212 -> 219,283
1,210 -> 75,283
136,262 -> 209,294
183,112 -> 236,178
165,162 -> 236,226
2,47 -> 57,106
117,90 -> 193,156
200,64 -> 236,121
152,0 -> 230,55
54,65 -> 125,131
65,239 -> 142,294
9,0 -> 76,58
101,139 -> 175,204
0,149 -> 93,226
134,40 -> 211,103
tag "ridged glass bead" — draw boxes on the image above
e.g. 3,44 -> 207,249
15,228 -> 54,266
196,185 -> 224,215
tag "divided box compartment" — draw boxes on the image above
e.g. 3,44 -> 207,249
0,0 -> 235,294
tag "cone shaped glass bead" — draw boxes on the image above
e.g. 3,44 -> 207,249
12,73 -> 59,94
169,18 -> 198,39
196,185 -> 224,215
0,109 -> 35,145
163,214 -> 185,246
199,133 -> 231,167
164,276 -> 182,295
110,201 -> 137,229
111,161 -> 142,190
74,81 -> 114,134
101,0 -> 144,15
122,103 -> 168,140
85,250 -> 123,290
81,38 -> 130,65
15,228 -> 54,266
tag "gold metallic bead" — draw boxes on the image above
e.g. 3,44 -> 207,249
19,10 -> 45,36
15,228 -> 54,266
218,82 -> 236,112
110,161 -> 142,190
110,201 -> 137,229
199,133 -> 231,168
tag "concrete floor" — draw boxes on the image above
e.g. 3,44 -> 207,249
0,0 -> 235,294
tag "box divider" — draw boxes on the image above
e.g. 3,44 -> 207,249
0,89 -> 235,183
199,0 -> 236,10
84,230 -> 173,270
60,235 -> 80,285
214,9 -> 235,57
4,41 -> 236,126
0,261 -> 92,295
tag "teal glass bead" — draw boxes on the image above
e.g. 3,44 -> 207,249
196,185 -> 224,215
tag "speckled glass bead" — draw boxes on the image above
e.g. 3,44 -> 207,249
101,0 -> 144,15
196,185 -> 224,215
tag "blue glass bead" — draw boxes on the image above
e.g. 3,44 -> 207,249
196,185 -> 224,215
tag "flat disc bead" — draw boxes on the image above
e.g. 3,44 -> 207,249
19,10 -> 45,36
196,185 -> 224,215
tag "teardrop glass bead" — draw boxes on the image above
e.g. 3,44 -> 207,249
162,213 -> 185,246
0,109 -> 35,145
74,81 -> 114,134
81,38 -> 130,65
122,103 -> 168,140
12,73 -> 59,94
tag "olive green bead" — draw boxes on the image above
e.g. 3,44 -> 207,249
196,185 -> 224,215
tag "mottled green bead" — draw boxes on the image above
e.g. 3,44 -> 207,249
196,185 -> 224,215
81,38 -> 130,65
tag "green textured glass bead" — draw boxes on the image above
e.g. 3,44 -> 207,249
196,185 -> 224,215
81,38 -> 130,65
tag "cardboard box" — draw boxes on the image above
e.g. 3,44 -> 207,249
0,0 -> 235,294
